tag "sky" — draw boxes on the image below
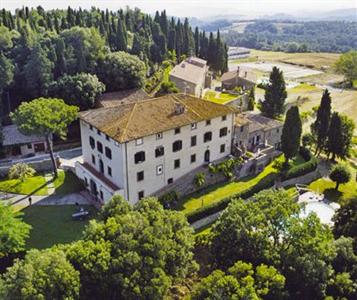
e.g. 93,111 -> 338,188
0,0 -> 355,18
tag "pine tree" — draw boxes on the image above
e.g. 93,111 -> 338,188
311,89 -> 331,155
260,66 -> 287,118
281,106 -> 302,163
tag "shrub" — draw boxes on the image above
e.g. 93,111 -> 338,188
8,163 -> 36,182
281,157 -> 318,181
194,172 -> 206,188
329,164 -> 351,191
299,146 -> 312,161
159,190 -> 178,209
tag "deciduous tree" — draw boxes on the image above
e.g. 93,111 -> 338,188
335,50 -> 357,85
0,203 -> 31,257
0,248 -> 80,299
329,164 -> 351,191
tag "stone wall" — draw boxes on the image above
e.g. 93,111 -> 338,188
0,158 -> 54,177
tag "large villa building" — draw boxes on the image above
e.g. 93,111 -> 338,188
75,94 -> 235,204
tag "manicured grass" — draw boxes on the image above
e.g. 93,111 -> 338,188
204,91 -> 238,104
308,170 -> 357,206
22,205 -> 98,249
53,170 -> 85,195
179,158 -> 279,214
0,175 -> 48,196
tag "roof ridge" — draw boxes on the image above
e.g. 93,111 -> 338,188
174,94 -> 203,120
122,102 -> 139,141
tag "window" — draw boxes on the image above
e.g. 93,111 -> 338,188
206,119 -> 211,126
172,140 -> 182,152
155,146 -> 164,157
174,127 -> 181,134
89,136 -> 95,149
191,123 -> 197,130
167,178 -> 173,184
174,159 -> 180,169
99,159 -> 104,173
138,191 -> 144,200
89,125 -> 93,131
91,154 -> 96,165
136,138 -> 143,145
100,190 -> 103,200
97,141 -> 103,153
137,171 -> 144,182
220,144 -> 226,153
191,136 -> 197,147
240,126 -> 244,132
222,115 -> 227,121
219,127 -> 228,137
27,144 -> 32,149
97,129 -> 101,135
277,128 -> 280,133
105,147 -> 112,159
108,166 -> 112,176
204,132 -> 212,143
157,165 -> 163,175
156,132 -> 163,139
105,135 -> 110,141
191,154 -> 196,163
134,151 -> 145,164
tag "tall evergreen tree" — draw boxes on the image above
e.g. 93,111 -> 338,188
247,87 -> 255,111
311,89 -> 332,155
207,32 -> 216,67
53,38 -> 67,79
326,113 -> 355,161
115,17 -> 127,51
260,66 -> 287,118
281,106 -> 302,163
194,27 -> 199,56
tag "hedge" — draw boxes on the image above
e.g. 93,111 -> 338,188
281,157 -> 318,181
186,173 -> 276,223
185,157 -> 319,223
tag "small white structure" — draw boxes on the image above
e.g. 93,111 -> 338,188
298,191 -> 340,226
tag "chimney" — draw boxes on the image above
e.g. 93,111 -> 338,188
174,103 -> 185,115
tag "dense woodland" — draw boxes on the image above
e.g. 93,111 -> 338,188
223,20 -> 357,53
0,6 -> 228,120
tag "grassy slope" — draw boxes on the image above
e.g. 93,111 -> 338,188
23,205 -> 97,249
53,170 -> 85,195
179,155 -> 308,215
0,175 -> 48,196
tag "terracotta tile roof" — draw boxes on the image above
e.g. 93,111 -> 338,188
97,89 -> 150,108
80,94 -> 236,143
170,57 -> 208,85
82,162 -> 120,191
236,112 -> 283,133
221,69 -> 257,84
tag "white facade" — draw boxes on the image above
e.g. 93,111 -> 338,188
76,114 -> 235,205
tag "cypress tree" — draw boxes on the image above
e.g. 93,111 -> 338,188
207,32 -> 216,67
326,113 -> 355,161
260,66 -> 287,118
194,27 -> 199,56
116,18 -> 127,51
53,38 -> 67,78
159,10 -> 168,37
247,87 -> 255,111
281,106 -> 302,163
311,89 -> 331,155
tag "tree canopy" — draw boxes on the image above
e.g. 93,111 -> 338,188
0,203 -> 31,258
260,66 -> 287,118
48,73 -> 105,110
335,50 -> 357,84
10,98 -> 78,176
0,248 -> 80,299
64,196 -> 197,299
329,164 -> 351,190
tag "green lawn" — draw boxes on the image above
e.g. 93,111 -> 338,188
0,170 -> 85,196
308,172 -> 357,206
289,83 -> 320,93
53,170 -> 85,195
179,158 -> 279,214
0,175 -> 48,196
22,205 -> 98,249
204,91 -> 238,104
